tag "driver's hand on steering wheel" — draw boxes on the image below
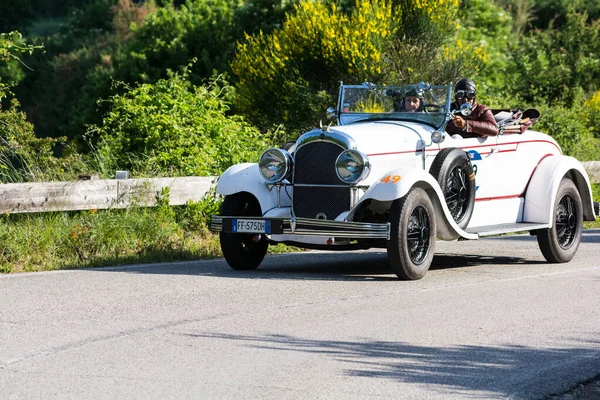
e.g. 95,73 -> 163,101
454,115 -> 466,130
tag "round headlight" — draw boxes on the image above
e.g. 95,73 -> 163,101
335,150 -> 370,184
431,130 -> 445,144
259,148 -> 292,183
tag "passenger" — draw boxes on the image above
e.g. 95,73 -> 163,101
446,78 -> 498,138
403,87 -> 422,112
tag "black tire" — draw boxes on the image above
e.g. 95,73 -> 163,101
429,148 -> 476,229
536,178 -> 583,263
219,193 -> 269,270
387,188 -> 436,280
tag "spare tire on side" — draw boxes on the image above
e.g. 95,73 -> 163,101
429,148 -> 476,229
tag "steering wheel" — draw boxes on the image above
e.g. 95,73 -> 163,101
422,104 -> 444,113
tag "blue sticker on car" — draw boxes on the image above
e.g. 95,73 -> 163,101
467,150 -> 482,160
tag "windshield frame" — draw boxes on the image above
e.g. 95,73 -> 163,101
336,82 -> 453,130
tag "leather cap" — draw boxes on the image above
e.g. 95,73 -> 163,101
456,78 -> 476,92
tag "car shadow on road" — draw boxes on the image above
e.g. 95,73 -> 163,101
92,246 -> 544,281
180,332 -> 600,399
86,229 -> 600,280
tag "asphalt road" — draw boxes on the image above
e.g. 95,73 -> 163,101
1,230 -> 599,399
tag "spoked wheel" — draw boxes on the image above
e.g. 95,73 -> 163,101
536,178 -> 583,263
219,193 -> 269,270
387,187 -> 436,280
444,165 -> 470,221
429,148 -> 476,229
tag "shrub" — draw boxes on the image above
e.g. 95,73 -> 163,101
233,0 -> 395,133
504,9 -> 600,106
233,0 -> 487,133
584,91 -> 600,139
385,0 -> 484,84
92,69 -> 268,177
0,98 -> 75,182
457,0 -> 513,95
535,103 -> 600,161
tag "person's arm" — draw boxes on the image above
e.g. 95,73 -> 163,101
446,117 -> 464,135
464,107 -> 498,137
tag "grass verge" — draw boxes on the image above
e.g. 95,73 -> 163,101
0,199 -> 296,273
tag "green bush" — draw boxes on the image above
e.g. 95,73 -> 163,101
535,103 -> 600,161
458,0 -> 513,95
0,98 -> 75,182
116,0 -> 294,85
584,90 -> 600,139
92,69 -> 268,177
504,9 -> 600,106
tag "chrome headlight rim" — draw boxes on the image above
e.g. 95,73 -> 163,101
258,148 -> 292,183
431,130 -> 446,144
335,150 -> 371,184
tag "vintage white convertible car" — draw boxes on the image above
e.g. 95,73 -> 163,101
211,82 -> 597,279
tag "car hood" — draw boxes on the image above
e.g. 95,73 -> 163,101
328,121 -> 434,155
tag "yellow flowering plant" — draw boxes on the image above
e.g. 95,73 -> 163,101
232,0 -> 394,133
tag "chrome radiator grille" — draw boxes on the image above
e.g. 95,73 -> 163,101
292,141 -> 350,219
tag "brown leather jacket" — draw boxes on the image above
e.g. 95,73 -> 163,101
446,102 -> 498,138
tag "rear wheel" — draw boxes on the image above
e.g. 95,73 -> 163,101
387,188 -> 436,280
536,178 -> 583,263
219,193 -> 269,270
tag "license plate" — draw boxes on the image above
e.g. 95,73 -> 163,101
232,219 -> 270,234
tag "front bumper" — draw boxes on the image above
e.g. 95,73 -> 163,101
211,216 -> 390,240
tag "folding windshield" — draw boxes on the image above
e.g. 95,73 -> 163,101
337,82 -> 452,129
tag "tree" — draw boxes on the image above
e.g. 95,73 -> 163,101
0,31 -> 43,99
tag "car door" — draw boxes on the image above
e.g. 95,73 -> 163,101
458,135 -> 500,201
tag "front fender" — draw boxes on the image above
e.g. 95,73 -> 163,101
216,163 -> 290,215
524,156 -> 596,223
349,167 -> 477,240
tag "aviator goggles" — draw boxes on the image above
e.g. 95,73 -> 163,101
455,90 -> 476,100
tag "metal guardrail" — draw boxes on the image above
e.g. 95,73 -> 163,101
0,176 -> 217,214
584,161 -> 600,184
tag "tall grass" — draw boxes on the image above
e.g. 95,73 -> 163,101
0,200 -> 222,273
0,188 -> 296,273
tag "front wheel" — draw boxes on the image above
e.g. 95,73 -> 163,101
219,193 -> 269,270
536,178 -> 583,263
387,188 -> 437,280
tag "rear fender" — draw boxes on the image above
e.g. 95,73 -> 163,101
524,156 -> 596,223
216,163 -> 289,214
349,167 -> 477,240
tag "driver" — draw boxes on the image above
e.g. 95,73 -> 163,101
446,78 -> 498,138
403,87 -> 423,112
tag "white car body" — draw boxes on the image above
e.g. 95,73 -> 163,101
212,83 -> 597,279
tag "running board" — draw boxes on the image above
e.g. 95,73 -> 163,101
466,222 -> 550,237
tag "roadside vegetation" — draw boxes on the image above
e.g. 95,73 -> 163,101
585,183 -> 600,229
0,0 -> 599,272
